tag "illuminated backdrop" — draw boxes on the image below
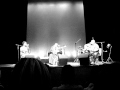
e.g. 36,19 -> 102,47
27,2 -> 86,59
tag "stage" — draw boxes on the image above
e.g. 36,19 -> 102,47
0,57 -> 114,68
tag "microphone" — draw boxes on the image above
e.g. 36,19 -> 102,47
15,44 -> 19,46
76,38 -> 81,44
15,44 -> 22,46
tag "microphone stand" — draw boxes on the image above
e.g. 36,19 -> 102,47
74,39 -> 81,62
15,44 -> 22,61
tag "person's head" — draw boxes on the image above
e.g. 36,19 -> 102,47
90,40 -> 95,44
61,65 -> 75,85
54,43 -> 58,46
10,58 -> 51,89
22,41 -> 29,47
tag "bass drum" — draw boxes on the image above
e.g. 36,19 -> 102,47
49,54 -> 59,65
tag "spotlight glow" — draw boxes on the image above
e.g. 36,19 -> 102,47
57,2 -> 70,10
27,2 -> 86,60
38,50 -> 45,59
72,50 -> 77,58
65,51 -> 71,57
49,3 -> 55,7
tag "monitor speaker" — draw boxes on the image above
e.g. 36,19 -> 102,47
59,58 -> 68,66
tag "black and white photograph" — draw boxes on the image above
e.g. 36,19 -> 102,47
0,0 -> 119,90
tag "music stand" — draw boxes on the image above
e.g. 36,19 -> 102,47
106,46 -> 113,63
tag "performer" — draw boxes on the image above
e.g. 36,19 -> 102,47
84,39 -> 99,53
49,43 -> 66,65
89,39 -> 99,52
20,41 -> 30,58
84,38 -> 100,65
50,43 -> 60,54
48,43 -> 60,65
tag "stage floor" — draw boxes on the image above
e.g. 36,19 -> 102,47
0,59 -> 115,68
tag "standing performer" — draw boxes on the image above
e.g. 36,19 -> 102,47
20,41 -> 30,58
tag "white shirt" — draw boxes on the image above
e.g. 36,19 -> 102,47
20,45 -> 30,57
84,43 -> 99,52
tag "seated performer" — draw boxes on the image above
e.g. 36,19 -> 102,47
84,39 -> 99,53
49,43 -> 65,65
89,39 -> 99,52
51,43 -> 60,54
20,41 -> 30,58
90,39 -> 100,64
49,43 -> 60,65
84,38 -> 100,64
